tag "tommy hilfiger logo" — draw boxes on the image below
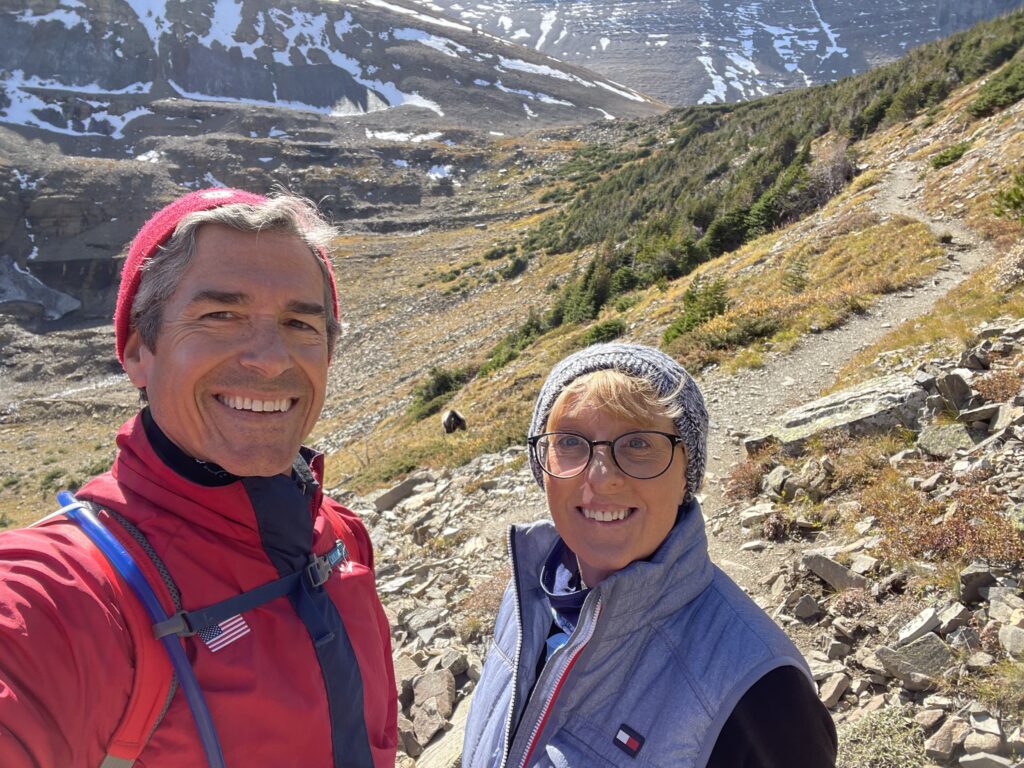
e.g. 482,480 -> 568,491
613,724 -> 645,758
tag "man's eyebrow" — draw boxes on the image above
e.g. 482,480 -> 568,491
189,289 -> 248,306
286,300 -> 327,316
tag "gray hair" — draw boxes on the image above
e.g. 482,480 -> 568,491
528,343 -> 708,503
130,193 -> 341,355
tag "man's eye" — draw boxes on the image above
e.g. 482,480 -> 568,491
202,311 -> 235,320
287,318 -> 319,331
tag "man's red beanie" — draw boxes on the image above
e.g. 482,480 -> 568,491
114,188 -> 341,364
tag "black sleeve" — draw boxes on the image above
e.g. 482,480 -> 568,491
706,666 -> 837,768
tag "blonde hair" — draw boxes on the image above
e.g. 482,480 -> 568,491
547,369 -> 684,430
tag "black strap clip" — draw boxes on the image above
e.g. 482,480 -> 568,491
154,610 -> 198,639
304,540 -> 348,589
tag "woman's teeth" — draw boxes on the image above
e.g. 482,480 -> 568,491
217,395 -> 293,413
580,507 -> 631,522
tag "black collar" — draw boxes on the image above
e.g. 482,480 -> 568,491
141,407 -> 238,487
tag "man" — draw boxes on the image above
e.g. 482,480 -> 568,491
0,189 -> 398,767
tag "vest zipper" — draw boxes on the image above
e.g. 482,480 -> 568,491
497,529 -> 525,768
514,599 -> 601,768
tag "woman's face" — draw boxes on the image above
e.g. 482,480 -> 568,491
543,395 -> 687,586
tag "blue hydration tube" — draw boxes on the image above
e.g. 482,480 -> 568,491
57,491 -> 226,768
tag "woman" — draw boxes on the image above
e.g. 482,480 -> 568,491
463,343 -> 836,767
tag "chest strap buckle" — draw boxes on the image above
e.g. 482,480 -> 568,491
305,540 -> 348,589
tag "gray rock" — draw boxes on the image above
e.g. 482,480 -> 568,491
958,404 -> 1003,423
375,471 -> 435,511
938,602 -> 972,635
414,669 -> 457,719
745,374 -> 927,454
876,633 -> 954,690
440,650 -> 468,677
394,654 -> 422,707
970,708 -> 1004,738
966,652 -> 996,671
802,553 -> 869,591
398,713 -> 424,758
850,554 -> 878,575
915,708 -> 947,732
897,607 -> 941,646
764,465 -> 792,496
918,423 -> 980,459
818,672 -> 850,708
936,369 -> 975,411
961,563 -> 997,604
412,698 -> 448,747
958,754 -> 1013,767
793,594 -> 821,620
999,625 -> 1024,660
925,716 -> 971,762
826,640 -> 851,660
990,592 -> 1024,624
739,502 -> 775,528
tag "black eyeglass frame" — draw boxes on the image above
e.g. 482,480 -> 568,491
528,430 -> 685,480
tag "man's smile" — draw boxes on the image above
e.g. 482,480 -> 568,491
215,394 -> 296,413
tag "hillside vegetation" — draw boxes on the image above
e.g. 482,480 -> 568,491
328,10 -> 1024,493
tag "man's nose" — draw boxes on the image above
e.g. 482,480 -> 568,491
238,321 -> 293,377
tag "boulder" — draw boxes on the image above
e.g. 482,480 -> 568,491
925,716 -> 971,762
917,423 -> 981,459
744,374 -> 927,455
875,633 -> 953,690
802,553 -> 868,592
960,563 -> 997,604
999,625 -> 1024,660
936,369 -> 975,411
414,669 -> 457,719
897,607 -> 940,646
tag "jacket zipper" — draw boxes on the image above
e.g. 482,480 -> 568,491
514,600 -> 601,768
497,529 -> 525,768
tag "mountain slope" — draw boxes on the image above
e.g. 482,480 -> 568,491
0,0 -> 663,145
413,0 -> 1024,105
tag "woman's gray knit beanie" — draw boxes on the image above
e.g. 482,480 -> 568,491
528,343 -> 708,501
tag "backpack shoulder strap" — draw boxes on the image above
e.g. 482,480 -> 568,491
40,497 -> 179,767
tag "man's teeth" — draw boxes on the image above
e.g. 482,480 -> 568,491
218,395 -> 293,413
580,508 -> 631,522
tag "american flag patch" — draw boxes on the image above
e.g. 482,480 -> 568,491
198,615 -> 250,653
613,724 -> 644,758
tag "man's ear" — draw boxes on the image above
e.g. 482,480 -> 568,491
122,329 -> 152,389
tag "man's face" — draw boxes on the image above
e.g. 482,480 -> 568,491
123,224 -> 332,477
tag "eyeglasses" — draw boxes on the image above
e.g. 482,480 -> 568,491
528,431 -> 684,480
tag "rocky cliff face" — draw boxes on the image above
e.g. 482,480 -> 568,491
0,0 -> 666,321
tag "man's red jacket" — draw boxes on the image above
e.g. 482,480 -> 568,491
0,410 -> 398,767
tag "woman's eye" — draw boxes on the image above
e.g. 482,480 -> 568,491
555,435 -> 583,448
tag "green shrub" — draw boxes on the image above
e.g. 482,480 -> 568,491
579,319 -> 626,347
483,243 -> 517,261
539,187 -> 573,204
408,366 -> 473,420
930,141 -> 971,169
662,278 -> 729,345
995,166 -> 1024,223
499,256 -> 529,280
969,52 -> 1024,117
